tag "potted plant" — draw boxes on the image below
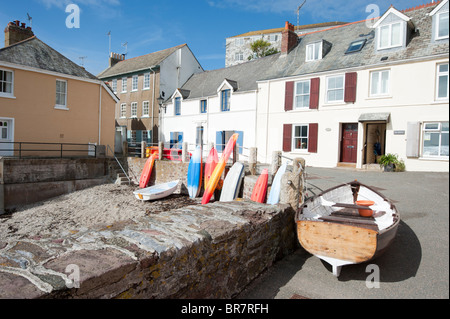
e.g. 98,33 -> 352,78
378,153 -> 401,172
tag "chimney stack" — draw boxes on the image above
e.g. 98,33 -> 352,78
4,20 -> 34,47
281,21 -> 298,54
109,52 -> 126,67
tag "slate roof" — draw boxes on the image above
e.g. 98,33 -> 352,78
179,53 -> 280,100
261,2 -> 449,80
0,37 -> 98,80
180,2 -> 447,101
97,44 -> 187,79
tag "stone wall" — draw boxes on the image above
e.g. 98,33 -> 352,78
0,201 -> 298,299
0,158 -> 110,212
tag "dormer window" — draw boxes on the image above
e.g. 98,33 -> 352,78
379,22 -> 402,49
436,11 -> 449,39
430,0 -> 449,41
174,97 -> 181,115
306,41 -> 322,61
373,7 -> 411,51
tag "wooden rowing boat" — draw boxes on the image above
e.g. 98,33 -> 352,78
295,180 -> 400,277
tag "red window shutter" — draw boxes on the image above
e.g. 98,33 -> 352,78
309,78 -> 320,109
285,81 -> 294,111
344,72 -> 357,103
283,124 -> 292,152
308,123 -> 318,153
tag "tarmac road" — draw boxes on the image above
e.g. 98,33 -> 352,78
237,166 -> 449,299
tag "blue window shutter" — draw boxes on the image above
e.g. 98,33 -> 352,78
136,131 -> 142,143
216,131 -> 224,152
236,131 -> 244,154
170,132 -> 174,149
127,130 -> 131,143
178,132 -> 183,149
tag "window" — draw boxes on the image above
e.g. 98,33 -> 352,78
345,39 -> 366,54
221,89 -> 230,111
0,121 -> 9,140
423,122 -> 449,158
130,131 -> 137,144
120,103 -> 126,118
370,70 -> 390,96
0,69 -> 13,97
142,130 -> 151,143
112,79 -> 117,93
235,52 -> 244,62
131,102 -> 137,118
437,63 -> 449,100
235,38 -> 244,46
142,101 -> 150,117
269,34 -> 278,42
55,80 -> 67,108
121,77 -> 127,92
436,11 -> 449,40
132,75 -> 138,91
174,97 -> 181,115
326,75 -> 344,103
294,80 -> 310,108
378,22 -> 402,49
306,41 -> 322,61
170,131 -> 183,149
200,100 -> 207,113
143,73 -> 150,89
293,125 -> 309,150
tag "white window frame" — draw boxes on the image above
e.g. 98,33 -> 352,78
370,69 -> 390,97
306,41 -> 322,62
55,79 -> 68,109
121,77 -> 127,93
422,122 -> 449,158
326,75 -> 345,103
235,52 -> 244,62
235,38 -> 244,46
378,22 -> 403,50
293,124 -> 309,151
143,73 -> 150,90
120,103 -> 126,118
294,80 -> 310,109
436,11 -> 449,40
436,63 -> 449,100
142,101 -> 150,117
0,69 -> 14,98
112,79 -> 117,93
132,75 -> 138,92
131,102 -> 138,118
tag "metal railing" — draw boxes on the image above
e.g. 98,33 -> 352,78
0,142 -> 97,159
107,144 -> 131,185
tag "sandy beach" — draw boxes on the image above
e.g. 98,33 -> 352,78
0,183 -> 197,242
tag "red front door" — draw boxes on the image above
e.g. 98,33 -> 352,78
341,123 -> 358,163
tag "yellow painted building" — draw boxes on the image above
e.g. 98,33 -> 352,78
0,20 -> 118,157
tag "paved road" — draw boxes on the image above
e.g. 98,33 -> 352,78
237,167 -> 449,299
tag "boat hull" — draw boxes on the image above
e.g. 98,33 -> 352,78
296,180 -> 400,276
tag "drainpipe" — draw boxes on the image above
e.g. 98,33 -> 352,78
98,83 -> 102,145
149,67 -> 156,144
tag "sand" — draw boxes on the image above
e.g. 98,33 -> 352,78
0,183 -> 197,242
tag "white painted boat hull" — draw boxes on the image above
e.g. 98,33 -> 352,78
133,180 -> 179,201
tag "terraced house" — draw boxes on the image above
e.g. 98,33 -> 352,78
0,20 -> 118,157
163,1 -> 448,172
97,44 -> 203,153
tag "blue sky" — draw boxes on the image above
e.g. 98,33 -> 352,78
1,0 -> 433,75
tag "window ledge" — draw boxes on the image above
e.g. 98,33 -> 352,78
431,99 -> 449,104
54,105 -> 69,111
323,101 -> 346,106
0,94 -> 16,99
418,156 -> 449,161
366,95 -> 393,100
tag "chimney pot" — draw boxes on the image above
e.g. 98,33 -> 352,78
21,23 -> 26,28
14,20 -> 20,26
4,19 -> 35,47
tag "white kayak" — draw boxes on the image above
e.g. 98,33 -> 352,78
133,180 -> 179,201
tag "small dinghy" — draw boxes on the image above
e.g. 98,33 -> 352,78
134,180 -> 179,201
296,180 -> 400,277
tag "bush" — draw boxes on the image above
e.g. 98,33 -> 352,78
378,153 -> 406,172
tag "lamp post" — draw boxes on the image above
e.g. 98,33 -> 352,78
157,95 -> 165,144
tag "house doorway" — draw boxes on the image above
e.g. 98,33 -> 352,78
340,123 -> 358,163
363,123 -> 386,164
0,118 -> 14,156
